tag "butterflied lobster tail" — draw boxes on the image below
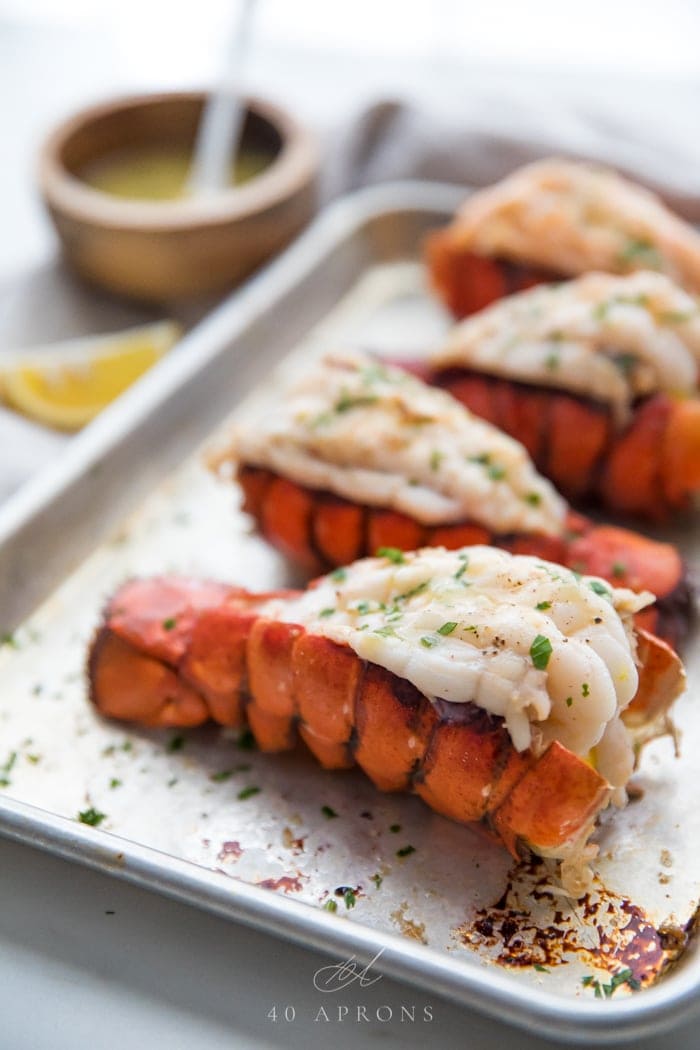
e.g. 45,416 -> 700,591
426,158 -> 700,318
88,548 -> 686,893
218,351 -> 692,649
237,465 -> 691,650
431,373 -> 700,521
425,270 -> 700,521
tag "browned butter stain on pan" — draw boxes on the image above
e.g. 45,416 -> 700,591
455,858 -> 697,990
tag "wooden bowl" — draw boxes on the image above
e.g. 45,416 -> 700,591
38,92 -> 318,302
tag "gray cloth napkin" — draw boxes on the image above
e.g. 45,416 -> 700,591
3,90 -> 699,504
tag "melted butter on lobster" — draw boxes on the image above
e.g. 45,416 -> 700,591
433,271 -> 700,426
89,547 -> 686,893
433,158 -> 700,291
214,351 -> 690,648
228,351 -> 565,534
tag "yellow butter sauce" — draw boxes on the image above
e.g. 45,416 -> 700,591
80,145 -> 271,202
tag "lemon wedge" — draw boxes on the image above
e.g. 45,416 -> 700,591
1,320 -> 181,431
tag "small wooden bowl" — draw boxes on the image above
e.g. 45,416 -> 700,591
39,92 -> 318,302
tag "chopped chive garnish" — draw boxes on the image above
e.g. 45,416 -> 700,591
389,823 -> 401,833
330,568 -> 347,582
611,562 -> 626,578
488,464 -> 506,481
530,634 -> 553,670
162,617 -> 177,631
524,491 -> 542,506
321,805 -> 338,819
396,844 -> 416,858
582,682 -> 590,698
535,601 -> 551,611
589,580 -> 611,598
373,626 -> 397,638
534,964 -> 550,973
237,785 -> 261,801
324,899 -> 338,912
468,453 -> 490,466
396,580 -> 429,602
565,697 -> 573,708
210,769 -> 234,782
370,872 -> 383,889
437,621 -> 458,636
319,607 -> 336,618
376,547 -> 405,564
420,635 -> 438,648
343,889 -> 357,909
545,353 -> 560,371
78,807 -> 106,827
430,449 -> 444,472
109,777 -> 122,789
167,734 -> 185,753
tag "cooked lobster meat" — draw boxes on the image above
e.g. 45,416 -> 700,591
214,352 -> 691,647
426,158 -> 700,318
423,271 -> 700,519
88,546 -> 685,892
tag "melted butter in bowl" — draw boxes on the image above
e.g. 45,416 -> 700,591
80,145 -> 272,202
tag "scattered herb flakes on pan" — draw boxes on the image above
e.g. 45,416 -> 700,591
582,969 -> 640,998
375,547 -> 405,564
109,778 -> 122,789
396,844 -> 416,858
588,580 -> 611,599
323,899 -> 338,913
167,734 -> 185,753
535,601 -> 551,611
237,785 -> 261,801
210,769 -> 235,783
437,621 -> 458,636
343,889 -> 357,909
420,635 -> 438,649
530,634 -> 553,670
0,750 -> 17,787
78,807 -> 106,827
321,805 -> 338,819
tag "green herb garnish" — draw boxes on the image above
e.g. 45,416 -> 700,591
534,964 -> 550,973
524,491 -> 542,506
109,777 -> 122,789
566,696 -> 573,708
319,607 -> 336,618
210,769 -> 234,782
582,682 -> 590,698
370,872 -> 383,889
535,601 -> 551,611
376,547 -> 406,564
589,580 -> 611,599
237,729 -> 257,751
396,844 -> 416,858
324,899 -> 338,913
437,621 -> 458,636
343,889 -> 357,909
430,449 -> 444,472
162,617 -> 177,631
78,807 -> 106,827
167,734 -> 185,753
389,823 -> 401,833
420,635 -> 438,648
488,464 -> 507,481
330,568 -> 347,583
321,805 -> 338,819
237,785 -> 261,801
530,634 -> 553,670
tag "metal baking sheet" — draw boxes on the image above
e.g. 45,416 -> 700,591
0,183 -> 698,1043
